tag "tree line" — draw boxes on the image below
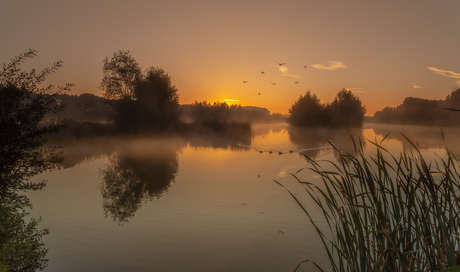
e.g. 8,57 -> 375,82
371,89 -> 460,127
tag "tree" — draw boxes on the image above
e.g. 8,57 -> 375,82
0,49 -> 72,271
0,49 -> 72,192
100,50 -> 181,133
100,50 -> 142,101
190,101 -> 231,123
327,88 -> 366,127
288,91 -> 324,127
134,67 -> 181,131
288,89 -> 366,128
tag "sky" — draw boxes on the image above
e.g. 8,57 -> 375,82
1,0 -> 459,116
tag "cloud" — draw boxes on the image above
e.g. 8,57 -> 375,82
278,66 -> 288,73
412,83 -> 423,88
277,65 -> 301,79
282,73 -> 302,79
428,67 -> 460,79
428,67 -> 460,86
312,61 -> 346,70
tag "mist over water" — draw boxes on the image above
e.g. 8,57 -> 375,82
26,123 -> 459,272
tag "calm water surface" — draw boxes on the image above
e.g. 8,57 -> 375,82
27,123 -> 460,272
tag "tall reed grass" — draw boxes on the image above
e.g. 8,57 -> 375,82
275,134 -> 460,272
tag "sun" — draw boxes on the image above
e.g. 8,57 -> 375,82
223,99 -> 240,106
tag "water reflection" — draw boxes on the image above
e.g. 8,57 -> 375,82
186,124 -> 252,151
288,126 -> 365,159
371,123 -> 460,153
101,140 -> 182,224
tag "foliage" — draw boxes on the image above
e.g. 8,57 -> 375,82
288,89 -> 366,128
372,88 -> 460,127
190,101 -> 232,123
0,49 -> 71,192
276,135 -> 460,271
189,101 -> 274,124
0,49 -> 71,270
99,50 -> 181,133
288,91 -> 324,127
0,192 -> 49,271
134,67 -> 181,131
328,89 -> 366,127
100,50 -> 142,101
52,93 -> 110,122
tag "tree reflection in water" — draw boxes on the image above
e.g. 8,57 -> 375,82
101,141 -> 180,224
288,126 -> 365,160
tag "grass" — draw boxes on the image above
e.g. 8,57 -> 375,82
275,133 -> 460,272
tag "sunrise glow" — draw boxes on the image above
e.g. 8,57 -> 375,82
1,1 -> 459,116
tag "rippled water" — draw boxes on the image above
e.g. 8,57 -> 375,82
26,123 -> 460,272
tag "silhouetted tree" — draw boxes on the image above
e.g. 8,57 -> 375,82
100,50 -> 181,133
326,88 -> 366,127
134,67 -> 181,131
288,89 -> 366,128
288,91 -> 324,127
0,49 -> 72,271
100,50 -> 142,101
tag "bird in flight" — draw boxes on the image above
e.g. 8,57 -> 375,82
258,93 -> 260,95
243,80 -> 248,83
304,65 -> 307,68
270,82 -> 276,85
261,71 -> 265,74
276,61 -> 285,66
445,108 -> 460,111
294,82 -> 299,84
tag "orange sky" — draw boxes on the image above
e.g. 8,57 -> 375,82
1,0 -> 460,116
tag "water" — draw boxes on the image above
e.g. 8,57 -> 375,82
26,123 -> 460,271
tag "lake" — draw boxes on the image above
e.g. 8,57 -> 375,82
27,122 -> 460,272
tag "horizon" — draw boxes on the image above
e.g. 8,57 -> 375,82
2,1 -> 459,116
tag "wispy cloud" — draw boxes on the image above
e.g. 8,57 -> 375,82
312,61 -> 346,70
282,73 -> 302,79
412,83 -> 423,88
428,67 -> 460,85
277,65 -> 301,79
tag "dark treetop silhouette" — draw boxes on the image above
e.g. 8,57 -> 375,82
288,88 -> 366,128
99,50 -> 181,134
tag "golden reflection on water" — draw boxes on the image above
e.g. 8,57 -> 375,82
25,123 -> 460,272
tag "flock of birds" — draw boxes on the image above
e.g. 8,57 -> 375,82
238,144 -> 329,156
242,61 -> 307,95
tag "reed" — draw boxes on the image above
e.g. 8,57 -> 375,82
275,134 -> 460,272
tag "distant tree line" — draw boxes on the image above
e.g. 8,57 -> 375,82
50,93 -> 110,122
288,88 -> 366,128
185,101 -> 285,124
372,88 -> 460,127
